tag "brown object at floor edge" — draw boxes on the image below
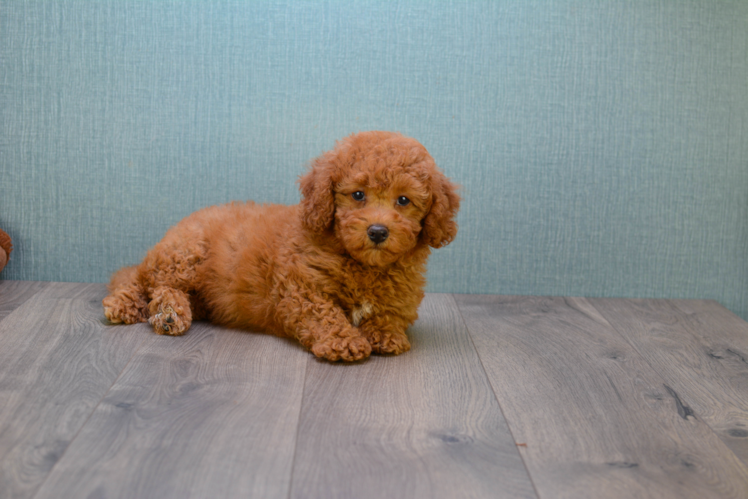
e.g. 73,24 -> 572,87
0,229 -> 12,274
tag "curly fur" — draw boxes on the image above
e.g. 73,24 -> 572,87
0,228 -> 11,274
103,131 -> 460,362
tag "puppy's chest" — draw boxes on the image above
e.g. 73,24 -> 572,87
341,288 -> 385,327
338,274 -> 404,327
349,301 -> 375,327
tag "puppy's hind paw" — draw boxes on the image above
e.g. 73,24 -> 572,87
312,335 -> 372,362
148,305 -> 189,336
104,305 -> 123,324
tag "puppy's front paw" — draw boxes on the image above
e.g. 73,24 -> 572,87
311,335 -> 372,362
360,324 -> 411,356
370,335 -> 411,355
148,305 -> 189,336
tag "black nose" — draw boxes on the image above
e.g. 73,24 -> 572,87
367,225 -> 389,244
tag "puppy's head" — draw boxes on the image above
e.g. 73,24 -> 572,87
299,131 -> 460,267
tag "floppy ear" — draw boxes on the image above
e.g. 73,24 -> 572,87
298,149 -> 338,234
421,170 -> 460,249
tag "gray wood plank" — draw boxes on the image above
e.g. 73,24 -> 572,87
0,280 -> 49,322
36,322 -> 308,498
290,293 -> 536,499
0,282 -> 146,498
455,294 -> 748,498
589,298 -> 748,465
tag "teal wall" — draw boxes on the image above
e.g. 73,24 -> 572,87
2,1 -> 747,320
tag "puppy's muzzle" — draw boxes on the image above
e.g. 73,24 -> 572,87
367,224 -> 389,244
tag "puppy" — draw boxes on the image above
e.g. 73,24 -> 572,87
103,131 -> 460,361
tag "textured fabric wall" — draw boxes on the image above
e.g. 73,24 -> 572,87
2,1 -> 747,319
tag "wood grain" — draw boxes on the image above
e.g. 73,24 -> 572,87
290,293 -> 536,499
589,298 -> 748,465
4,282 -> 747,498
0,280 -> 49,322
35,323 -> 308,498
455,294 -> 748,498
0,282 -> 146,498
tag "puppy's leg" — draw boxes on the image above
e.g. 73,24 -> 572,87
358,314 -> 411,356
103,266 -> 149,324
278,292 -> 371,362
147,286 -> 193,336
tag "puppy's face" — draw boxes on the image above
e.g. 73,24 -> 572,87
299,131 -> 460,268
333,168 -> 431,267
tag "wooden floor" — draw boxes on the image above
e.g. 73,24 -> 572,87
1,281 -> 747,498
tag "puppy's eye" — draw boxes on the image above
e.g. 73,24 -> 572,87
396,196 -> 411,206
352,191 -> 365,201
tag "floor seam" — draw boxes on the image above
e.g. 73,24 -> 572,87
450,293 -> 542,499
286,354 -> 311,499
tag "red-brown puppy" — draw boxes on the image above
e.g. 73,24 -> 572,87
103,131 -> 460,361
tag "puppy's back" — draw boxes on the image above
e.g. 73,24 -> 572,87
194,201 -> 301,331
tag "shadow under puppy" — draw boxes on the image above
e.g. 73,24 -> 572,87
103,131 -> 460,362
